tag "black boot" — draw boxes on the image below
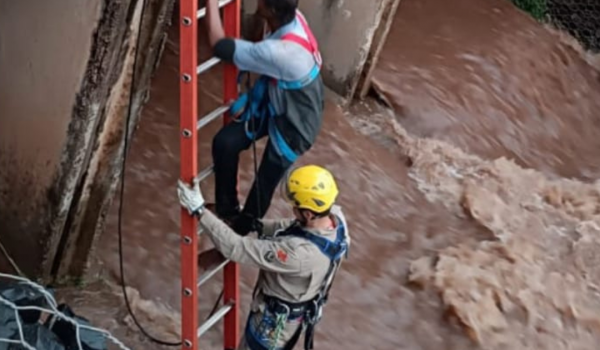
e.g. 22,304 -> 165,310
229,212 -> 263,236
206,203 -> 239,226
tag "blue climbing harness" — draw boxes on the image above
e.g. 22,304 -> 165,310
244,216 -> 349,350
227,11 -> 322,164
277,217 -> 349,262
228,69 -> 319,164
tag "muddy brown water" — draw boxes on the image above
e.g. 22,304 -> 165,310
372,0 -> 600,182
77,0 -> 600,349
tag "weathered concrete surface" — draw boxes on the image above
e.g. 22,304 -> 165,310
0,0 -> 173,281
0,0 -> 103,280
242,0 -> 396,99
353,0 -> 401,99
52,0 -> 175,281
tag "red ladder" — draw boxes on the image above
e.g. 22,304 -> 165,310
179,1 -> 241,350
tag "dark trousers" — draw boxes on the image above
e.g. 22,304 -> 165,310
212,120 -> 294,222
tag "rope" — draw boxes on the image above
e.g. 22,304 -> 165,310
251,118 -> 262,217
268,312 -> 288,350
0,273 -> 132,350
244,72 -> 263,218
0,239 -> 25,277
116,0 -> 181,345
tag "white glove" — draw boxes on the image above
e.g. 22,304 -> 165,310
177,178 -> 205,216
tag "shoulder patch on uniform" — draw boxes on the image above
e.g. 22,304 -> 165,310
264,251 -> 275,262
276,249 -> 288,263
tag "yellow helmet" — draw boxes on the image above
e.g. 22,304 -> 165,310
284,165 -> 339,213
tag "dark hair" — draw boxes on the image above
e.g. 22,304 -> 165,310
300,207 -> 331,219
265,0 -> 298,25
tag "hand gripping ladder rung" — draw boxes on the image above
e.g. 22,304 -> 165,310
179,0 -> 241,349
195,1 -> 234,76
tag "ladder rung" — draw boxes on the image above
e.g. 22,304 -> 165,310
197,105 -> 229,130
196,165 -> 214,183
197,57 -> 221,75
197,0 -> 235,19
197,259 -> 230,287
197,303 -> 234,337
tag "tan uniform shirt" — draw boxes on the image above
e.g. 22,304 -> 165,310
199,205 -> 350,303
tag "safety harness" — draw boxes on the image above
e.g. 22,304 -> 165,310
228,11 -> 322,164
245,216 -> 349,350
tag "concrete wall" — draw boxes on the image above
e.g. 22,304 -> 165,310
54,0 -> 175,280
354,0 -> 402,99
0,0 -> 102,279
242,0 -> 398,99
0,0 -> 173,281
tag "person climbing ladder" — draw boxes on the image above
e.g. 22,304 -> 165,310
177,165 -> 350,350
204,0 -> 325,235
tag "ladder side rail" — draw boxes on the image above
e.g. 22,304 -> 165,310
222,0 -> 242,349
179,0 -> 200,349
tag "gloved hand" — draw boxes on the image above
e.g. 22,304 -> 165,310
177,178 -> 205,217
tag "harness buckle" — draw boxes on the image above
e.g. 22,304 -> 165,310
310,299 -> 323,324
270,299 -> 291,318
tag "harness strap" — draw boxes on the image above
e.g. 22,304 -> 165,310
230,11 -> 323,164
291,10 -> 320,55
263,294 -> 311,318
268,117 -> 299,163
258,294 -> 316,350
281,12 -> 318,52
277,218 -> 347,261
280,33 -> 313,53
284,324 -> 305,350
277,10 -> 322,91
261,218 -> 347,350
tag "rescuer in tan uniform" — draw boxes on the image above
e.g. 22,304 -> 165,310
177,165 -> 350,350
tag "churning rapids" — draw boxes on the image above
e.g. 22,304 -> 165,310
56,0 -> 600,349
